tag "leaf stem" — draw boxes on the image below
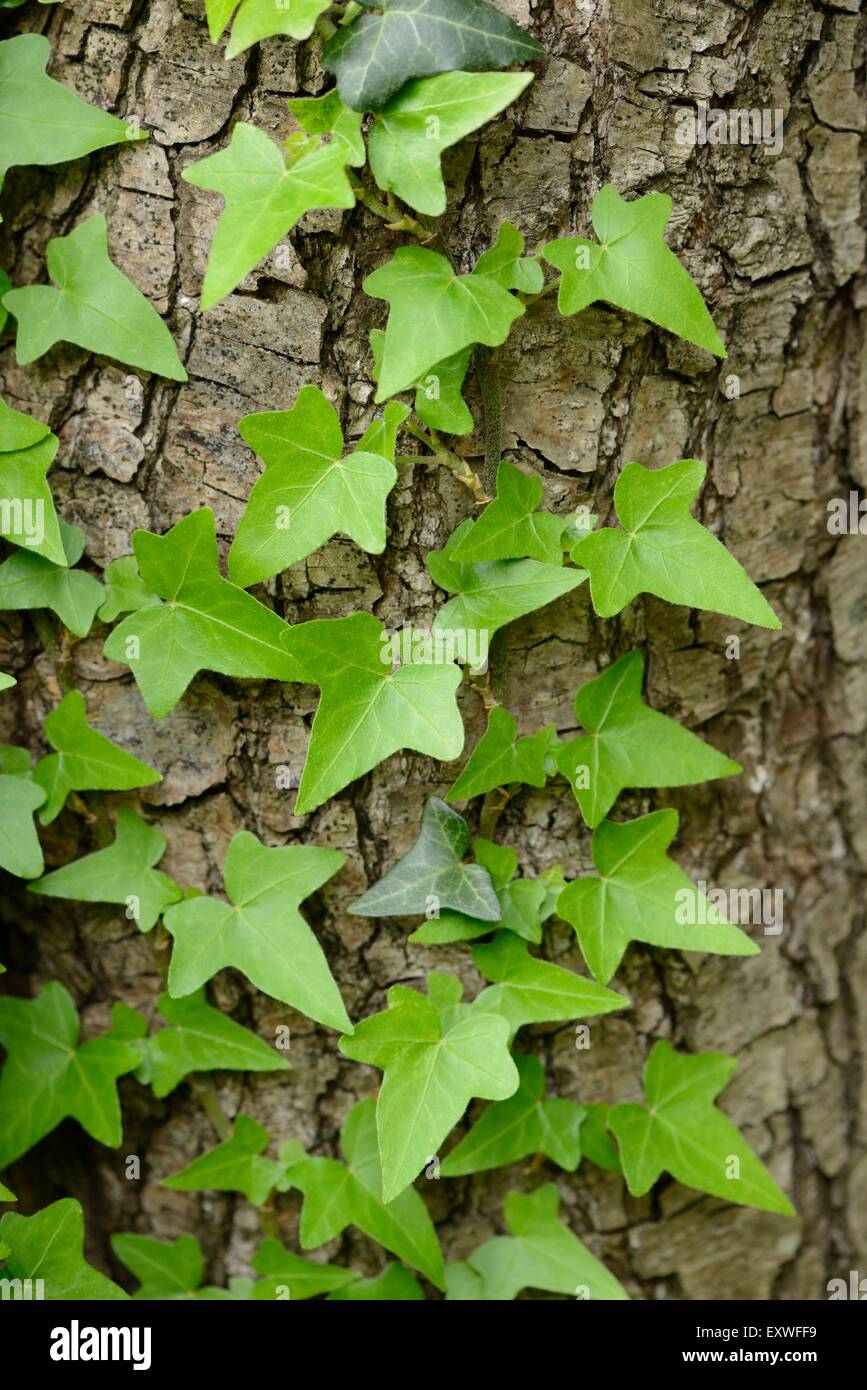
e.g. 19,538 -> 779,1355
474,347 -> 508,701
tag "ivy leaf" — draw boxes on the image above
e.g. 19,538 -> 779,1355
556,650 -> 741,828
328,1263 -> 424,1300
0,34 -> 141,190
368,71 -> 532,216
288,611 -> 464,815
542,186 -> 725,358
97,555 -> 159,624
32,689 -> 161,825
571,460 -> 781,628
0,396 -> 65,565
409,839 -> 556,946
579,1104 -> 622,1173
206,0 -> 331,58
0,772 -> 45,878
609,1040 -> 795,1215
111,1233 -> 203,1300
2,215 -> 186,381
251,1239 -> 358,1300
0,982 -> 141,1168
364,246 -> 524,401
183,124 -> 356,309
349,796 -> 500,921
287,90 -> 366,167
0,519 -> 104,638
441,1054 -> 585,1176
557,810 -> 759,985
281,1096 -> 445,1288
136,988 -> 290,1099
339,972 -> 519,1202
162,829 -> 351,1033
472,932 -> 627,1038
0,1181 -> 15,1202
162,1115 -> 285,1207
447,706 -> 553,802
473,220 -> 544,294
461,1185 -> 629,1300
0,672 -> 15,692
449,460 -> 564,564
370,329 -> 473,436
428,518 -> 585,643
103,509 -> 303,718
228,387 -> 405,587
29,807 -> 182,931
323,0 -> 544,111
0,1199 -> 128,1300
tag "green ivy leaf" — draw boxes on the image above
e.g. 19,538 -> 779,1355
449,460 -> 564,564
364,245 -> 524,401
472,931 -> 627,1037
0,982 -> 141,1168
0,396 -> 65,564
0,1199 -> 128,1300
348,796 -> 500,921
2,215 -> 186,380
32,689 -> 161,824
162,829 -> 350,1033
323,0 -> 544,111
111,1232 -> 214,1300
136,988 -> 290,1099
162,1115 -> 285,1207
579,1104 -> 622,1173
428,518 -> 585,643
609,1040 -> 795,1215
0,1181 -> 15,1201
458,1185 -> 629,1300
0,672 -> 15,692
183,124 -> 356,309
0,34 -> 141,191
287,90 -> 366,167
251,1239 -> 358,1299
340,972 -> 519,1202
228,387 -> 406,586
571,459 -> 781,628
557,809 -> 759,984
103,509 -> 303,718
288,611 -> 464,815
281,1096 -> 444,1288
409,838 -> 557,945
447,706 -> 553,802
441,1054 -> 585,1176
0,519 -> 104,637
368,71 -> 532,215
29,807 -> 182,931
0,772 -> 45,878
556,650 -> 741,828
97,555 -> 159,624
542,186 -> 725,357
370,329 -> 473,436
205,0 -> 331,58
473,220 -> 544,294
327,1263 -> 424,1300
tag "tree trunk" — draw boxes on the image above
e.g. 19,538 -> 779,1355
1,0 -> 865,1300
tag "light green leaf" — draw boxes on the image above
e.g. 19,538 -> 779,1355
409,838 -> 556,945
111,1232 -> 205,1300
29,807 -> 182,931
556,649 -> 741,828
0,1182 -> 15,1202
206,0 -> 331,58
339,972 -> 519,1201
97,555 -> 159,624
609,1040 -> 795,1215
103,509 -> 303,718
0,518 -> 103,637
571,459 -> 781,628
228,387 -> 405,586
327,1263 -> 424,1300
162,829 -> 351,1033
281,1096 -> 444,1288
370,328 -> 473,436
447,705 -> 552,801
449,460 -> 564,564
288,611 -> 464,815
287,89 -> 365,167
0,981 -> 141,1168
579,1103 -> 622,1173
0,672 -> 14,692
0,396 -> 65,564
441,1053 -> 585,1175
251,1239 -> 358,1299
2,215 -> 186,380
138,988 -> 290,1099
0,773 -> 45,878
364,245 -> 524,401
323,0 -> 544,111
183,124 -> 356,309
32,689 -> 161,824
162,1114 -> 285,1207
463,1185 -> 629,1300
1,1199 -> 128,1300
542,186 -> 725,357
472,932 -> 628,1037
0,34 -> 141,189
473,220 -> 544,293
348,796 -> 500,921
368,71 -> 532,215
557,809 -> 759,984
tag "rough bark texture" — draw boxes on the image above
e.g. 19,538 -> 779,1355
1,0 -> 865,1300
